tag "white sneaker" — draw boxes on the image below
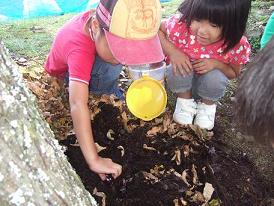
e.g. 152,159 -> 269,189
173,98 -> 197,125
194,102 -> 217,130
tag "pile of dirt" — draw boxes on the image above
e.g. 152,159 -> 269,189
60,102 -> 273,206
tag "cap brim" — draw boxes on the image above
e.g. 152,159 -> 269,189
105,30 -> 164,65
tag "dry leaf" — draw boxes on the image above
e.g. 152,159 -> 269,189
163,112 -> 172,132
192,164 -> 199,185
173,198 -> 187,206
143,144 -> 157,151
121,111 -> 128,122
113,100 -> 123,110
192,191 -> 205,203
154,117 -> 163,124
27,81 -> 44,97
50,78 -> 61,91
206,131 -> 214,140
117,145 -> 125,157
202,183 -> 214,203
183,145 -> 190,157
90,106 -> 101,120
121,111 -> 132,133
173,198 -> 180,206
93,187 -> 106,206
146,126 -> 162,137
171,149 -> 181,165
168,123 -> 180,135
100,94 -> 112,104
189,124 -> 210,140
150,165 -> 165,176
95,143 -> 107,153
106,129 -> 115,140
181,169 -> 191,187
140,120 -> 146,127
142,171 -> 159,182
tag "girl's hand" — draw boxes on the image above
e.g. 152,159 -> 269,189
169,49 -> 193,76
192,59 -> 219,74
88,156 -> 122,181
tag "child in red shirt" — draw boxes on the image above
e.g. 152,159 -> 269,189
45,0 -> 164,180
159,0 -> 251,130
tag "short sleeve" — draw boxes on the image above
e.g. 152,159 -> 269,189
67,50 -> 95,84
164,14 -> 183,36
227,36 -> 251,65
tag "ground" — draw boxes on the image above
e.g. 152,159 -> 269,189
1,0 -> 274,205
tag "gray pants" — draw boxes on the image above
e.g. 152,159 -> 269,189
166,65 -> 229,101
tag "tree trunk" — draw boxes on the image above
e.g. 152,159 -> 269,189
0,41 -> 97,206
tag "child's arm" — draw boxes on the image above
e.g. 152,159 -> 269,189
69,81 -> 122,180
158,22 -> 192,76
192,58 -> 240,79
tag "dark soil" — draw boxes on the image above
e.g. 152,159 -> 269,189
60,103 -> 274,206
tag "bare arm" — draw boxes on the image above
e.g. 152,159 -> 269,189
158,22 -> 177,57
215,62 -> 241,79
69,81 -> 122,180
192,58 -> 241,79
158,22 -> 192,76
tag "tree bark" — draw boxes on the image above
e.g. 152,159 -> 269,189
0,41 -> 97,206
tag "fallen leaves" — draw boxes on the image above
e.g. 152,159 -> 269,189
203,183 -> 214,204
143,144 -> 157,151
173,197 -> 187,206
146,126 -> 162,137
93,187 -> 106,206
27,81 -> 44,97
23,65 -> 219,205
171,149 -> 182,165
142,171 -> 159,183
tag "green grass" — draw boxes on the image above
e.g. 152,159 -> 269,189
162,0 -> 181,18
0,14 -> 74,66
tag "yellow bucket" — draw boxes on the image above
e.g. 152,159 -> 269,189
126,76 -> 167,121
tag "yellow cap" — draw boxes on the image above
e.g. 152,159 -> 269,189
126,76 -> 167,121
96,0 -> 164,65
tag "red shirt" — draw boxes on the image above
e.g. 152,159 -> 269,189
45,11 -> 95,84
164,14 -> 251,65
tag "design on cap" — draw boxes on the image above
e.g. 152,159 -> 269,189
127,0 -> 158,34
97,0 -> 161,39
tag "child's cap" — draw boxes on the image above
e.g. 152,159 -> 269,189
96,0 -> 164,65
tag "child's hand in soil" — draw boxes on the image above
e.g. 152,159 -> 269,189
169,49 -> 192,77
89,156 -> 122,181
192,59 -> 218,74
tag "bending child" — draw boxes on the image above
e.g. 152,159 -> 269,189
45,0 -> 164,180
159,0 -> 251,130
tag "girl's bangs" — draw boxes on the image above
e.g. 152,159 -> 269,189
190,1 -> 224,26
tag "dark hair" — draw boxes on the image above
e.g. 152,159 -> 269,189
235,37 -> 274,144
178,0 -> 251,53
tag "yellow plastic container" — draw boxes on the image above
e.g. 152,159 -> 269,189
126,76 -> 167,121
